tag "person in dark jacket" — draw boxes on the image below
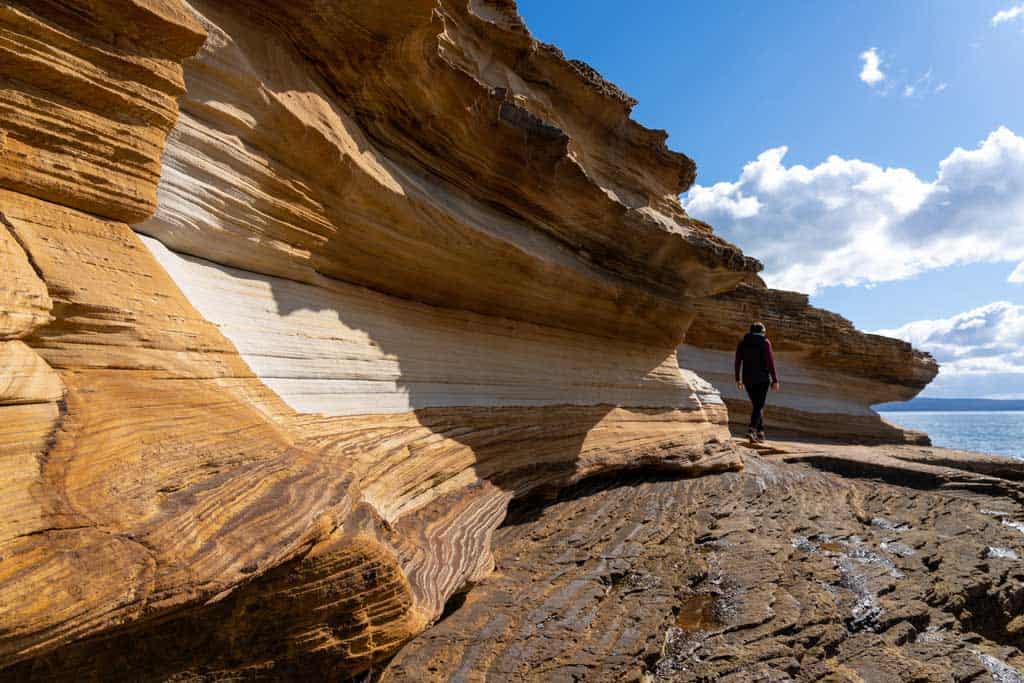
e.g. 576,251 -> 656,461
734,322 -> 780,443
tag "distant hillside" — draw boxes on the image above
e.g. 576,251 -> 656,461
877,397 -> 1024,412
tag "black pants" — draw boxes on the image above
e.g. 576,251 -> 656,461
745,382 -> 770,432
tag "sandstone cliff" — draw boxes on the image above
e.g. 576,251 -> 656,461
0,1 -> 971,680
0,0 -> 756,677
680,277 -> 939,444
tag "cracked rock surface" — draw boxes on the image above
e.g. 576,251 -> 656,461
383,443 -> 1024,682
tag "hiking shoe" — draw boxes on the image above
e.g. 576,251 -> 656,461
747,429 -> 758,443
756,430 -> 766,443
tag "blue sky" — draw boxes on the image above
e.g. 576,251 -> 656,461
518,0 -> 1024,398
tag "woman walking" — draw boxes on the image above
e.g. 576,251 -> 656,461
734,322 -> 780,443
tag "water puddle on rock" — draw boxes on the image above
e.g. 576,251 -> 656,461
791,533 -> 896,631
838,556 -> 882,631
978,509 -> 1024,539
1002,519 -> 1024,536
975,508 -> 1024,542
975,651 -> 1024,683
880,540 -> 916,557
848,544 -> 903,578
792,535 -> 845,553
871,517 -> 910,532
987,547 -> 1021,561
792,536 -> 818,553
676,594 -> 722,632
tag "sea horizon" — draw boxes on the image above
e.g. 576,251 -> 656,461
879,410 -> 1024,460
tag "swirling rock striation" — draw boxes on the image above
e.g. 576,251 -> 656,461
680,277 -> 939,443
0,0 -> 762,678
385,443 -> 1024,681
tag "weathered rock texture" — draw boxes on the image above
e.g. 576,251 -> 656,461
680,277 -> 939,444
0,0 -> 957,679
0,0 -> 763,677
0,0 -> 206,221
386,442 -> 1024,682
135,0 -> 752,344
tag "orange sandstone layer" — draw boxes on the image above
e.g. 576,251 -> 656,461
0,1 -> 756,677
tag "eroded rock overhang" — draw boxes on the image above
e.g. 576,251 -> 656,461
0,0 -> 767,676
680,277 -> 939,443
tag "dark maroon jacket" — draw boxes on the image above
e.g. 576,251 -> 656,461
734,333 -> 778,385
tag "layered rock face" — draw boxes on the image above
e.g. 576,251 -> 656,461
0,1 -> 760,677
680,277 -> 939,443
384,443 -> 1024,681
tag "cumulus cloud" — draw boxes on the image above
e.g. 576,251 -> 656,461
992,3 -> 1024,25
877,302 -> 1024,397
682,127 -> 1024,294
859,48 -> 885,86
877,303 -> 1024,368
1010,262 -> 1024,283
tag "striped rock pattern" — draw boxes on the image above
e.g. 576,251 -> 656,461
0,1 -> 759,677
385,444 -> 1024,681
680,278 -> 939,443
0,0 -> 206,222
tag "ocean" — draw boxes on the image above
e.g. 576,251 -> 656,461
878,411 -> 1024,460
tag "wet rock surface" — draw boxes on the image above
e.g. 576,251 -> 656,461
383,443 -> 1024,681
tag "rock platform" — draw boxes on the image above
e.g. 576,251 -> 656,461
384,440 -> 1024,682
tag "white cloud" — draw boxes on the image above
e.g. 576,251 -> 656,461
859,48 -> 885,86
877,302 -> 1024,397
1010,262 -> 1024,283
857,50 -> 942,98
682,127 -> 1024,294
992,3 -> 1024,25
903,69 -> 933,98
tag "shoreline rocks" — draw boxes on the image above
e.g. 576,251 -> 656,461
0,1 -> 983,680
384,442 -> 1024,681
